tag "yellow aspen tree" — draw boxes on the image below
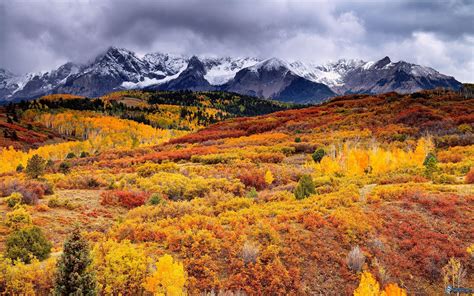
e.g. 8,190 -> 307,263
353,271 -> 380,296
319,156 -> 340,175
264,170 -> 274,185
143,254 -> 187,296
413,137 -> 433,166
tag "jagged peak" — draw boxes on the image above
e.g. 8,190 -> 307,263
105,46 -> 134,55
373,56 -> 392,69
92,46 -> 138,65
184,56 -> 206,73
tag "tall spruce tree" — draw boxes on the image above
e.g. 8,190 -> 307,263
55,227 -> 96,295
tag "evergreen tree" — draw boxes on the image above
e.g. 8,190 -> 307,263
312,148 -> 326,163
55,228 -> 96,296
25,154 -> 46,179
294,174 -> 316,199
16,163 -> 24,173
423,152 -> 438,178
5,226 -> 52,263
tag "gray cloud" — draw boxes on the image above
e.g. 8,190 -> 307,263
1,0 -> 473,82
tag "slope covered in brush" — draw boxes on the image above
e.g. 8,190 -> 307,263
0,89 -> 472,295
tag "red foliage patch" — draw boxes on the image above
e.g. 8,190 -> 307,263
395,106 -> 444,126
100,190 -> 150,209
140,146 -> 219,163
465,167 -> 474,184
237,169 -> 267,190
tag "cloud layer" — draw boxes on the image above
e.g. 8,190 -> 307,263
1,0 -> 473,82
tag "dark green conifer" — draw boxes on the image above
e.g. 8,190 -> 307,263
55,227 -> 96,296
294,174 -> 316,199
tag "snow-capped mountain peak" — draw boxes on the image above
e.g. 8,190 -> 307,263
250,58 -> 290,73
0,47 -> 463,103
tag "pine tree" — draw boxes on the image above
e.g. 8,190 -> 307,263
55,228 -> 96,296
312,148 -> 326,163
25,154 -> 46,179
423,152 -> 438,178
294,174 -> 316,199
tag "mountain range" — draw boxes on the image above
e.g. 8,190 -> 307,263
0,47 -> 462,104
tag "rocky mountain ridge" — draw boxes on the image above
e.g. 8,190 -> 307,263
0,47 -> 462,103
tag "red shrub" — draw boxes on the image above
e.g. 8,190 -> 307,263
100,190 -> 150,209
465,168 -> 474,184
237,170 -> 266,190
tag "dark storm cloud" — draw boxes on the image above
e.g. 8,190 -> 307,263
1,0 -> 473,81
340,0 -> 474,38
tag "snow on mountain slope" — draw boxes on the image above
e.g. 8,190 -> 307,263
203,57 -> 260,85
287,59 -> 365,87
83,47 -> 150,80
248,58 -> 290,73
121,64 -> 188,89
143,52 -> 188,76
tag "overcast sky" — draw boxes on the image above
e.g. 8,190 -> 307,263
1,0 -> 473,82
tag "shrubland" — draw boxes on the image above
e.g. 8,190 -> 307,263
0,89 -> 472,295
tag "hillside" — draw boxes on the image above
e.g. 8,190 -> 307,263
0,90 -> 295,158
0,89 -> 472,295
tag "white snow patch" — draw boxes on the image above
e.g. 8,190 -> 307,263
249,58 -> 290,73
410,65 -> 438,76
289,59 -> 365,87
362,61 -> 375,70
204,57 -> 260,85
121,65 -> 187,89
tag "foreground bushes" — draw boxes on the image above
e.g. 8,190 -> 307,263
0,256 -> 56,295
5,206 -> 32,229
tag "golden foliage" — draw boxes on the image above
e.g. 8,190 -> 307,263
353,272 -> 380,296
92,239 -> 149,295
143,254 -> 187,296
264,170 -> 274,185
